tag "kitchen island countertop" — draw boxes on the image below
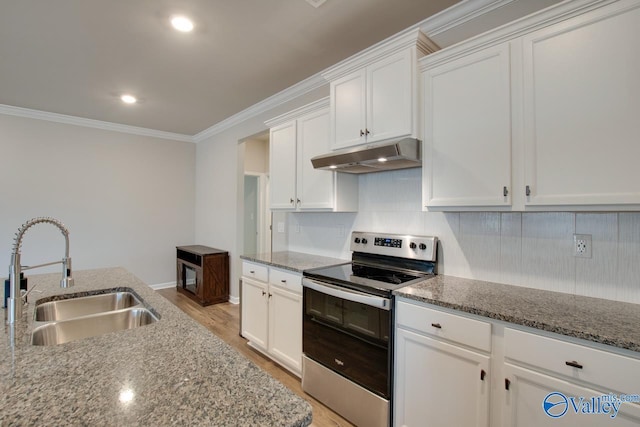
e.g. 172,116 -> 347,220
0,267 -> 312,426
396,275 -> 640,353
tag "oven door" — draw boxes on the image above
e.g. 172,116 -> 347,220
302,278 -> 391,398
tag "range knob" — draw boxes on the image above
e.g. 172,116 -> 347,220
419,243 -> 427,250
354,237 -> 361,244
361,238 -> 368,244
409,242 -> 417,249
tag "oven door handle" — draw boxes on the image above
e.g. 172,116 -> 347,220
302,278 -> 391,310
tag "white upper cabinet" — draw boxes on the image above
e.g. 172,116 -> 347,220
420,0 -> 640,211
324,29 -> 439,150
266,98 -> 358,212
522,0 -> 640,206
331,69 -> 367,149
422,43 -> 512,208
269,121 -> 297,210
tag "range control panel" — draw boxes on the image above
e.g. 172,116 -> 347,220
374,237 -> 403,248
350,231 -> 437,261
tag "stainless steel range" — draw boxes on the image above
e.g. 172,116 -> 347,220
301,231 -> 437,427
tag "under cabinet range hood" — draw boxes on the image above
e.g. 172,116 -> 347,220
311,138 -> 421,174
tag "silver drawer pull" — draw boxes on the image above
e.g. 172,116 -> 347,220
334,358 -> 344,366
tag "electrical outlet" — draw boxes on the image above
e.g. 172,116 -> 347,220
573,234 -> 592,258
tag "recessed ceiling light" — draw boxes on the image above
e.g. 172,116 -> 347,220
378,157 -> 388,162
121,94 -> 137,104
305,0 -> 327,8
171,15 -> 194,32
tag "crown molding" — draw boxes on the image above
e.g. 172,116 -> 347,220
322,28 -> 436,82
192,73 -> 327,143
418,0 -> 619,70
419,0 -> 518,37
0,104 -> 193,143
264,97 -> 329,128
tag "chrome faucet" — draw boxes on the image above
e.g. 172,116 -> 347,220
7,217 -> 74,324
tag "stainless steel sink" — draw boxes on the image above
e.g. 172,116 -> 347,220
35,291 -> 141,321
31,289 -> 159,346
31,307 -> 158,346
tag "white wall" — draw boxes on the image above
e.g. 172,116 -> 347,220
287,168 -> 640,305
195,86 -> 328,300
1,114 -> 195,286
243,138 -> 268,174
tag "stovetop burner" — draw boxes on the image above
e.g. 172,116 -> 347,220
304,261 -> 433,297
351,264 -> 421,285
302,232 -> 438,297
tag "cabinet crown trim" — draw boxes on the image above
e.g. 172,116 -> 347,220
264,97 -> 329,128
322,28 -> 439,82
419,0 -> 623,70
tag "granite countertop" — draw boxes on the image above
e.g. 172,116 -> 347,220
240,251 -> 348,273
0,268 -> 311,426
396,275 -> 640,353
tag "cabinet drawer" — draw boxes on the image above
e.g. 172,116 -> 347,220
269,268 -> 302,294
242,261 -> 268,282
396,300 -> 491,352
505,328 -> 640,395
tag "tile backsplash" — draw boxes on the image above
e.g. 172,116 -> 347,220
285,168 -> 640,304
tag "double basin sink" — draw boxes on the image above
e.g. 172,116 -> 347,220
31,289 -> 159,346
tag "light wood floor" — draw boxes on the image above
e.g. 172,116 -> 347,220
156,288 -> 355,427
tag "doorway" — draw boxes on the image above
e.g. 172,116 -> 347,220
241,131 -> 271,255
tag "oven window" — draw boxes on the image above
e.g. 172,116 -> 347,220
303,287 -> 390,398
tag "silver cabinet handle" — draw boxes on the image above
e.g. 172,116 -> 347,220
303,278 -> 390,310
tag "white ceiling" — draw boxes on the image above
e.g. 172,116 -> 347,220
0,0 -> 560,137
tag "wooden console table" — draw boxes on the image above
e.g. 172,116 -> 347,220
176,245 -> 229,306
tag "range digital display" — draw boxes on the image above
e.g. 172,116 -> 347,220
374,237 -> 402,248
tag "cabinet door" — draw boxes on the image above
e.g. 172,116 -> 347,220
423,43 -> 512,208
522,2 -> 640,206
240,278 -> 268,350
395,327 -> 490,427
268,285 -> 302,375
367,49 -> 413,144
503,363 -> 640,427
269,121 -> 297,209
331,69 -> 366,149
296,108 -> 335,210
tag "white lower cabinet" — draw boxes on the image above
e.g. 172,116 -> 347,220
241,277 -> 269,350
394,300 -> 491,427
394,299 -> 640,427
241,262 -> 302,376
502,327 -> 640,427
267,284 -> 302,374
502,364 -> 640,427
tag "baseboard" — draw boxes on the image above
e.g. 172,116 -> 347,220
149,281 -> 176,290
229,295 -> 240,305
